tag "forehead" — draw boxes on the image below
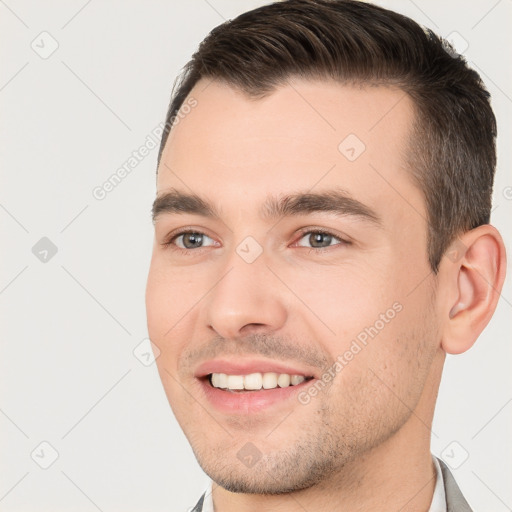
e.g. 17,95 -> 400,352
157,78 -> 424,228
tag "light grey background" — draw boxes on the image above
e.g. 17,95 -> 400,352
1,1 -> 510,511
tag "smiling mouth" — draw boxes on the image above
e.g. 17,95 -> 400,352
207,372 -> 315,392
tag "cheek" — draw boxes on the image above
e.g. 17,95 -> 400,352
146,263 -> 197,410
146,266 -> 173,339
145,263 -> 197,372
321,274 -> 435,397
279,261 -> 392,340
146,257 -> 197,333
360,293 -> 438,412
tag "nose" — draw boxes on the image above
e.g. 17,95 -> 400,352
204,254 -> 288,340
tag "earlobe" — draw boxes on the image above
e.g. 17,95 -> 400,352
441,225 -> 507,355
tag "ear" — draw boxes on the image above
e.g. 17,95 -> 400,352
439,224 -> 507,355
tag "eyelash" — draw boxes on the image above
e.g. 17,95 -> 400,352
161,227 -> 351,254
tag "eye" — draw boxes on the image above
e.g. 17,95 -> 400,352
163,230 -> 217,250
295,230 -> 346,249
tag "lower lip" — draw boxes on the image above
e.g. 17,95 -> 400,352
198,377 -> 314,414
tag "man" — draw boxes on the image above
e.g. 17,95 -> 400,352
145,0 -> 507,510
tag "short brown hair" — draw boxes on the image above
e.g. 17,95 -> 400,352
157,0 -> 497,273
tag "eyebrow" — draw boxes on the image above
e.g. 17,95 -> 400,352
151,188 -> 382,227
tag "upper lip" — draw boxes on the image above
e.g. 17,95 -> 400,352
194,358 -> 318,379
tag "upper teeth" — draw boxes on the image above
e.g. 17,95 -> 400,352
210,372 -> 306,391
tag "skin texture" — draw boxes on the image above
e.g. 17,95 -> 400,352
145,78 -> 506,511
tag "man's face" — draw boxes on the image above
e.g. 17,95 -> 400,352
146,78 -> 443,493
